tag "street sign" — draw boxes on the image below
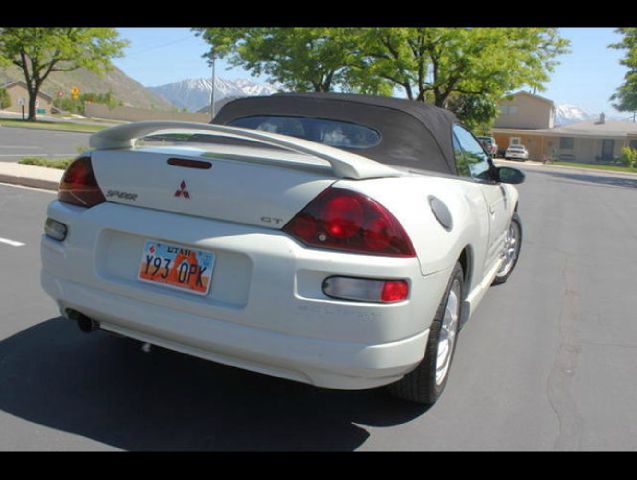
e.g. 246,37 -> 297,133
18,97 -> 25,119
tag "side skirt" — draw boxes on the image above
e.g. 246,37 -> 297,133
459,256 -> 504,329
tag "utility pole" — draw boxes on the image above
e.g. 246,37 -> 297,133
210,50 -> 216,121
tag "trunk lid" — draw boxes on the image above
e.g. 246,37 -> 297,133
91,145 -> 336,229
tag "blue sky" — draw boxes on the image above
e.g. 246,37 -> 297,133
113,28 -> 629,117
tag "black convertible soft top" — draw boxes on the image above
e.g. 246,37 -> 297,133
212,92 -> 459,175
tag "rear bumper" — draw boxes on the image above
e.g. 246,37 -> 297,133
41,200 -> 450,390
506,153 -> 528,160
43,271 -> 430,389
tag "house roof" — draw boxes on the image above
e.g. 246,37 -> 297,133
501,90 -> 555,107
549,119 -> 637,136
1,81 -> 53,101
494,120 -> 637,139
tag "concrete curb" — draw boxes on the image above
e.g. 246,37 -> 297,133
494,158 -> 637,179
0,163 -> 62,191
0,123 -> 98,135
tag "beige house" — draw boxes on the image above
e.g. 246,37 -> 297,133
0,81 -> 53,114
494,91 -> 556,130
492,91 -> 637,163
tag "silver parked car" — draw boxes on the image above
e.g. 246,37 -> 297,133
505,144 -> 529,161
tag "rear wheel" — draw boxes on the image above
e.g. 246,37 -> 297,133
387,262 -> 464,405
492,212 -> 522,285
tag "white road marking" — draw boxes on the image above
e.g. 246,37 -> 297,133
0,182 -> 57,193
0,182 -> 58,195
0,146 -> 40,149
0,153 -> 76,157
0,237 -> 25,247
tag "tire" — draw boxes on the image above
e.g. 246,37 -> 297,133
492,212 -> 522,285
387,262 -> 464,405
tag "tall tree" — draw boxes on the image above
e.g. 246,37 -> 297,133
193,27 -> 377,93
353,28 -> 569,125
609,28 -> 637,119
0,28 -> 127,120
193,28 -> 569,128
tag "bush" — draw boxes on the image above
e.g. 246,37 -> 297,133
0,88 -> 11,110
53,90 -> 121,114
620,147 -> 637,169
53,96 -> 82,114
19,157 -> 74,169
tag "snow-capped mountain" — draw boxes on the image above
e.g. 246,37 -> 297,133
554,104 -> 592,126
147,78 -> 281,112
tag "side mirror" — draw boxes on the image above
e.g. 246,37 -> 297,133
497,166 -> 525,185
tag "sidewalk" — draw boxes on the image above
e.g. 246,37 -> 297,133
0,162 -> 62,191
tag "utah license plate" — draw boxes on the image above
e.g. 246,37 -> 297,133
137,240 -> 215,296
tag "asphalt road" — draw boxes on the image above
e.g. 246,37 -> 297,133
1,165 -> 636,451
0,126 -> 90,162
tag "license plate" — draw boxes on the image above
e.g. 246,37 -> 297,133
137,240 -> 215,296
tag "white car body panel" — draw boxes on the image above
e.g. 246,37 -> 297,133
41,122 -> 519,390
91,147 -> 336,229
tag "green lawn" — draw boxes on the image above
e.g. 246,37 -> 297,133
0,118 -> 106,133
550,161 -> 637,174
19,157 -> 74,169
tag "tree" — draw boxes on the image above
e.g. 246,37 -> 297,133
193,27 -> 377,93
609,28 -> 637,118
192,28 -> 570,129
352,28 -> 569,125
445,93 -> 499,132
0,28 -> 127,120
0,87 -> 10,110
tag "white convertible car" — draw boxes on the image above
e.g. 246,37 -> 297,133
41,93 -> 524,405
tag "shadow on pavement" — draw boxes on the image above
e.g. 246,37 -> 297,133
0,318 -> 428,451
533,170 -> 637,189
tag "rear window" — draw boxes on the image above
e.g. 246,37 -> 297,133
229,115 -> 381,150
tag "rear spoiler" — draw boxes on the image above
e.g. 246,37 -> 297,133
89,121 -> 401,180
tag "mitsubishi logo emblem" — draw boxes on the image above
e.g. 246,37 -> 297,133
175,180 -> 190,199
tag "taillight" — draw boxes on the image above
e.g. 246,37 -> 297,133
381,280 -> 410,302
282,187 -> 416,257
58,156 -> 105,208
